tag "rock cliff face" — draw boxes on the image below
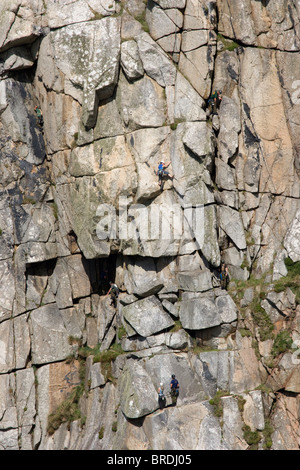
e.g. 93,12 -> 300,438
0,0 -> 299,450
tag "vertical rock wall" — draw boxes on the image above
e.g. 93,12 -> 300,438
0,0 -> 299,450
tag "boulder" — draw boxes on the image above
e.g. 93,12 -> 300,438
178,269 -> 212,292
120,39 -> 144,80
0,0 -> 43,53
179,292 -> 237,330
123,257 -> 164,297
118,359 -> 158,419
122,295 -> 174,337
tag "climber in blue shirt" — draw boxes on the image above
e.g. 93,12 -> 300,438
157,161 -> 173,186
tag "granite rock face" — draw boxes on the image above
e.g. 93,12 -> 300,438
0,0 -> 299,450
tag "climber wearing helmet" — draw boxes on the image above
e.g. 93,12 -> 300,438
157,382 -> 165,409
208,89 -> 223,115
34,105 -> 44,128
106,281 -> 119,308
156,160 -> 174,187
220,260 -> 229,290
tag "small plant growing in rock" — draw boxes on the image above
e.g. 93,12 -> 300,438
262,419 -> 274,450
209,390 -> 230,417
273,257 -> 300,304
47,383 -> 85,435
98,426 -> 104,440
271,330 -> 293,358
112,421 -> 118,432
243,425 -> 261,449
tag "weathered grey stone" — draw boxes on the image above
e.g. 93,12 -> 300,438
182,121 -> 215,160
284,209 -> 300,262
143,402 -> 219,450
261,289 -> 296,323
218,96 -> 241,163
179,294 -> 220,330
216,293 -> 238,324
13,314 -> 31,370
197,349 -> 262,395
47,0 -> 119,28
162,299 -> 180,317
86,356 -> 106,390
178,42 -> 216,99
178,269 -> 212,292
30,304 -> 73,365
96,296 -> 116,344
146,1 -> 183,43
273,249 -> 288,281
15,368 -> 36,449
165,329 -> 190,349
50,18 -> 121,128
219,206 -> 246,250
222,395 -> 248,450
171,123 -> 214,208
157,33 -> 181,62
121,39 -> 144,80
154,0 -> 186,8
144,352 -> 206,406
2,46 -> 34,72
0,0 -> 300,452
0,79 -> 45,164
135,32 -> 176,87
271,393 -> 300,450
117,71 -> 167,130
173,72 -> 206,121
219,0 -> 300,50
243,390 -> 265,432
123,257 -> 164,297
0,373 -> 19,448
240,287 -> 254,307
0,259 -> 15,322
0,319 -> 15,373
267,352 -> 300,394
0,0 -> 43,53
118,360 -> 158,419
120,191 -> 192,258
122,295 -> 174,337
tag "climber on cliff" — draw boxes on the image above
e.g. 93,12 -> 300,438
156,161 -> 174,187
208,90 -> 222,115
220,260 -> 229,290
170,374 -> 179,406
157,382 -> 166,410
107,281 -> 119,308
34,105 -> 44,128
